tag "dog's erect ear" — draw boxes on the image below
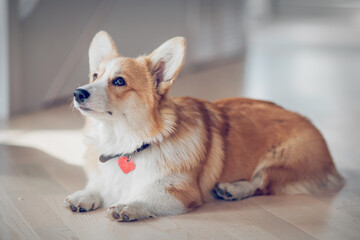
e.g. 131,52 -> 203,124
148,37 -> 186,95
89,31 -> 118,72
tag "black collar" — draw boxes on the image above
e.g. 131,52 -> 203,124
99,143 -> 151,163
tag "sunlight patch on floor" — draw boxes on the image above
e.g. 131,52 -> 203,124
0,129 -> 85,166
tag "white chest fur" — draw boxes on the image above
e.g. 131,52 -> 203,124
97,148 -> 164,207
85,119 -> 160,206
84,117 -> 201,211
86,119 -> 148,156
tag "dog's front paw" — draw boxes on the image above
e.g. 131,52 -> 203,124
65,190 -> 102,212
107,202 -> 154,222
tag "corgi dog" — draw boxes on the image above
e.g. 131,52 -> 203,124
65,31 -> 344,222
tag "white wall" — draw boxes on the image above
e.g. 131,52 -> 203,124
8,0 -> 245,115
0,0 -> 9,119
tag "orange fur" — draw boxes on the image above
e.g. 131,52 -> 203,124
157,97 -> 344,202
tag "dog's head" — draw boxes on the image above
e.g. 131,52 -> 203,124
74,31 -> 185,136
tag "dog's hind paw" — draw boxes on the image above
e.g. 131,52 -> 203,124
212,183 -> 237,201
212,181 -> 258,201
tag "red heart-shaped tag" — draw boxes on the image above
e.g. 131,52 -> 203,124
118,156 -> 136,174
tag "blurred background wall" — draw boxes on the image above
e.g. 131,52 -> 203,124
0,0 -> 9,119
3,0 -> 247,116
1,0 -> 360,122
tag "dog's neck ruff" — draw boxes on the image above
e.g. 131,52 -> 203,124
99,143 -> 151,163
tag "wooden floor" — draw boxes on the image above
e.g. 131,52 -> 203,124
0,142 -> 359,240
1,58 -> 360,239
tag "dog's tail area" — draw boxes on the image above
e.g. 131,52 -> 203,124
279,168 -> 345,195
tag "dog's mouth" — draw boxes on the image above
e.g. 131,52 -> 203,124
77,106 -> 113,115
79,106 -> 93,112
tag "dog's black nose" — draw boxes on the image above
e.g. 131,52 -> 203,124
73,89 -> 90,103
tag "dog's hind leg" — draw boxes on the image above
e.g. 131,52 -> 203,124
213,175 -> 262,201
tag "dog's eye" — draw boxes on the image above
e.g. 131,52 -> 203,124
93,73 -> 98,80
112,77 -> 126,86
